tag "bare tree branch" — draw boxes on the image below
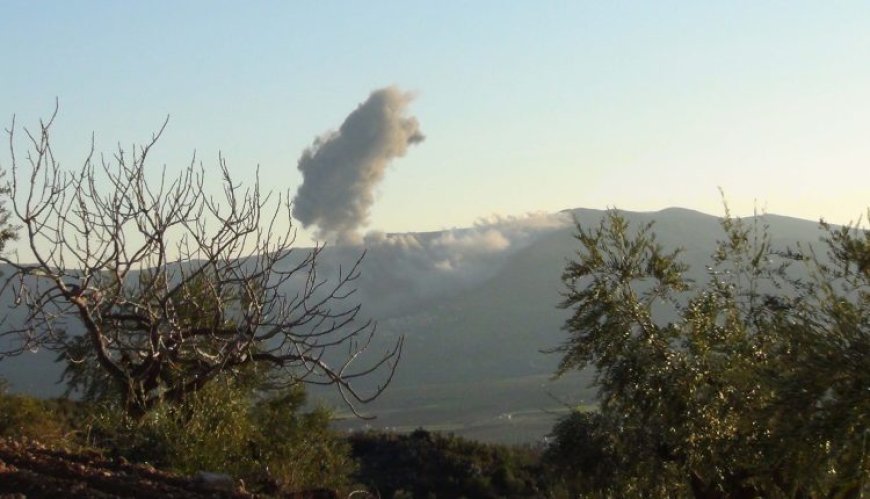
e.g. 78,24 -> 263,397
0,111 -> 401,418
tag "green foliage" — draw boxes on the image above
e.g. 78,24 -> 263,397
0,393 -> 65,442
350,429 -> 544,498
89,376 -> 258,476
541,411 -> 615,497
0,380 -> 81,445
87,375 -> 354,494
58,266 -> 356,493
553,209 -> 870,496
250,385 -> 356,492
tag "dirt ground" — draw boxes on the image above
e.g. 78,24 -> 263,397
0,437 -> 256,498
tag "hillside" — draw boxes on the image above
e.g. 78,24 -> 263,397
0,207 -> 828,443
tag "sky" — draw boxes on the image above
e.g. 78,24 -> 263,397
2,1 -> 870,248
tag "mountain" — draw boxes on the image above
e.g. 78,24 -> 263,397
0,207 -> 828,443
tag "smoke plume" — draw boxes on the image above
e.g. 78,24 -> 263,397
287,211 -> 572,317
292,86 -> 424,244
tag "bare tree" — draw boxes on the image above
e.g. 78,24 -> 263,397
0,107 -> 402,418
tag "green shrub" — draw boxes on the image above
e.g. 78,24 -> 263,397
555,209 -> 870,496
350,429 -> 544,498
86,376 -> 354,494
541,411 -> 615,497
87,376 -> 258,476
0,380 -> 77,444
251,385 -> 356,492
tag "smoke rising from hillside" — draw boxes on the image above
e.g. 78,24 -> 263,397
288,86 -> 567,315
308,212 -> 573,317
292,86 -> 424,244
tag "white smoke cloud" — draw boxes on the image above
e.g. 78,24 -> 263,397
286,86 -> 570,316
292,86 -> 424,244
277,212 -> 572,319
347,211 -> 573,316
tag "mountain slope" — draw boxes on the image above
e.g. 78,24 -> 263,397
0,207 -> 828,442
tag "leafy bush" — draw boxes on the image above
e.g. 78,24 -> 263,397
554,209 -> 870,496
250,386 -> 355,492
87,376 -> 257,474
350,429 -> 544,498
0,379 -> 79,444
86,376 -> 354,494
541,411 -> 615,497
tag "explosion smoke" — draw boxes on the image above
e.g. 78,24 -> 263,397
292,86 -> 424,244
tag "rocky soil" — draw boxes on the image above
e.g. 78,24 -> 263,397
0,437 -> 257,498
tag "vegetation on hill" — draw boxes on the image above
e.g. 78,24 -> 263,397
1,382 -> 570,497
3,143 -> 868,496
1,376 -> 355,495
0,206 -> 868,497
0,378 -> 84,445
552,207 -> 869,496
349,429 -> 545,498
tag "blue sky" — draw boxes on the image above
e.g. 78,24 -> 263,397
2,2 -> 869,245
